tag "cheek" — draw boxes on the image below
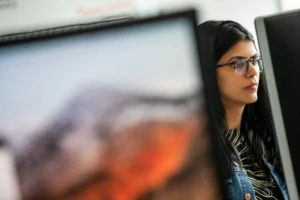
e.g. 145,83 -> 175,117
217,73 -> 240,99
217,72 -> 230,93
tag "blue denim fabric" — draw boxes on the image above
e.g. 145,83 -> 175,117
266,160 -> 289,200
225,153 -> 289,200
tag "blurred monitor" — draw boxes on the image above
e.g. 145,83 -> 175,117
0,10 -> 225,200
255,9 -> 300,199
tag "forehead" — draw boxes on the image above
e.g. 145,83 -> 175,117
220,40 -> 257,61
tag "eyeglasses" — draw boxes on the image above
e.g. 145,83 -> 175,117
217,56 -> 263,76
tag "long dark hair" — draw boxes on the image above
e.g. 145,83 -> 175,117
197,20 -> 283,178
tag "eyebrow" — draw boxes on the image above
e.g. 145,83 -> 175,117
226,54 -> 259,63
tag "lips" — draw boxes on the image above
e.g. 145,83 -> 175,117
245,83 -> 258,89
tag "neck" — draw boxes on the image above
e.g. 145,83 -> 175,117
223,101 -> 245,130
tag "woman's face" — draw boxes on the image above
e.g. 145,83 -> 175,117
216,40 -> 260,106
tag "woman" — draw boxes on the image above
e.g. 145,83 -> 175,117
197,21 -> 288,200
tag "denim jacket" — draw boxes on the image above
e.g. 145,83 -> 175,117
225,152 -> 289,200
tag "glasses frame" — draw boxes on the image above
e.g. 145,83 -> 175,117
217,56 -> 263,76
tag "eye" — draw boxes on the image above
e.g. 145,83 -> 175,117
235,59 -> 246,69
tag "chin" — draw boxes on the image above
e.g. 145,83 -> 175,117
245,95 -> 258,104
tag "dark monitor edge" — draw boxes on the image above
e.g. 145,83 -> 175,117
255,16 -> 299,200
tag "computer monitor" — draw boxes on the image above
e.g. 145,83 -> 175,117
255,9 -> 300,199
0,11 -> 225,200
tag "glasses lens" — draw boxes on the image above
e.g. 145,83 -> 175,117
251,57 -> 263,72
256,58 -> 263,72
234,59 -> 248,75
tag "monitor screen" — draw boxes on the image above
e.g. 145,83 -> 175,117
0,12 -> 223,200
255,9 -> 300,199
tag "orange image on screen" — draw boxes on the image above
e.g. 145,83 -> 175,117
14,87 -> 221,200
